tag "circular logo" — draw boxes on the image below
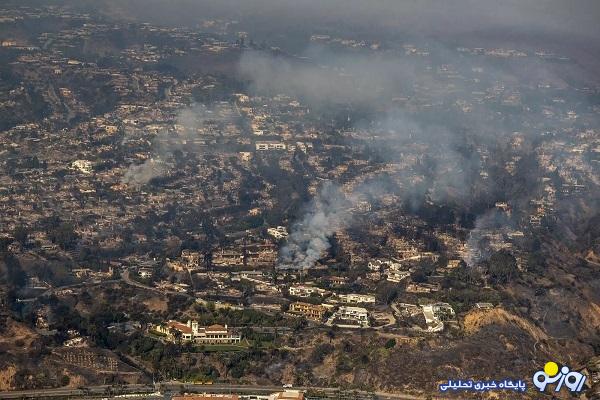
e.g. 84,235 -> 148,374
544,362 -> 559,376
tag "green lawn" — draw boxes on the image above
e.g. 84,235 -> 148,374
195,339 -> 252,352
148,330 -> 168,338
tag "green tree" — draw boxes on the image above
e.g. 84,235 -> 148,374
375,282 -> 398,304
169,327 -> 183,345
4,254 -> 26,288
49,223 -> 79,250
486,250 -> 518,284
60,375 -> 70,386
13,226 -> 29,246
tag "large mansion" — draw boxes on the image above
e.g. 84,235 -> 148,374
155,320 -> 241,344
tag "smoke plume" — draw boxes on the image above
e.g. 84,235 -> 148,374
278,182 -> 351,270
121,158 -> 166,186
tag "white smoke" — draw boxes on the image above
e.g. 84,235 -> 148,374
465,209 -> 514,266
121,158 -> 166,187
278,182 -> 351,270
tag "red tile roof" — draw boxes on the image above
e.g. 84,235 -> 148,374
167,321 -> 192,334
205,324 -> 227,332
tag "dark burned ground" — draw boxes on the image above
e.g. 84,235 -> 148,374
317,309 -> 589,399
161,48 -> 242,77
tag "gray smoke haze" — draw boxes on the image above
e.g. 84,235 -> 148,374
238,48 -> 417,108
81,0 -> 600,45
122,103 -> 231,186
241,38 -> 597,268
464,209 -> 514,267
357,110 -> 486,206
98,0 -> 600,266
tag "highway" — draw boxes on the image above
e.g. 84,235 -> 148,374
0,383 -> 426,399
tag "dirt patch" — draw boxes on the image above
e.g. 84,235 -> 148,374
462,308 -> 548,342
65,371 -> 87,388
143,296 -> 168,312
312,353 -> 336,380
0,364 -> 17,391
0,318 -> 39,350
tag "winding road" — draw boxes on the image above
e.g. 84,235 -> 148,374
0,383 -> 427,400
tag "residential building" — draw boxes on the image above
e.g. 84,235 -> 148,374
368,259 -> 401,271
406,282 -> 441,293
245,245 -> 278,267
181,250 -> 202,269
337,293 -> 376,304
422,303 -> 455,333
239,152 -> 252,162
212,249 -> 244,267
256,141 -> 286,151
155,320 -> 241,344
289,285 -> 327,298
326,276 -> 348,286
334,306 -> 369,327
267,226 -> 288,239
138,267 -> 154,278
70,160 -> 93,174
289,302 -> 327,321
386,269 -> 410,283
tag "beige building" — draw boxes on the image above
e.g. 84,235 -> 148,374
155,320 -> 241,344
338,293 -> 376,304
289,302 -> 327,321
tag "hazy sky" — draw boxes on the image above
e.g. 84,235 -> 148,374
84,0 -> 600,40
49,0 -> 595,72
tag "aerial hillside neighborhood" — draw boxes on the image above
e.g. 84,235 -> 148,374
0,1 -> 599,399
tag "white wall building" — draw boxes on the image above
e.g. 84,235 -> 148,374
256,141 -> 286,151
335,306 -> 369,327
387,269 -> 410,283
71,160 -> 93,174
422,303 -> 455,333
338,293 -> 376,304
289,285 -> 327,298
368,259 -> 401,271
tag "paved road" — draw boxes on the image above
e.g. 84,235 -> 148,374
121,269 -> 193,298
0,383 -> 426,399
18,278 -> 121,302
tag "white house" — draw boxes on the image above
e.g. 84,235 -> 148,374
289,285 -> 327,298
338,293 -> 376,304
368,258 -> 402,271
422,303 -> 455,333
334,306 -> 370,327
386,269 -> 410,283
256,141 -> 286,151
70,160 -> 93,174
